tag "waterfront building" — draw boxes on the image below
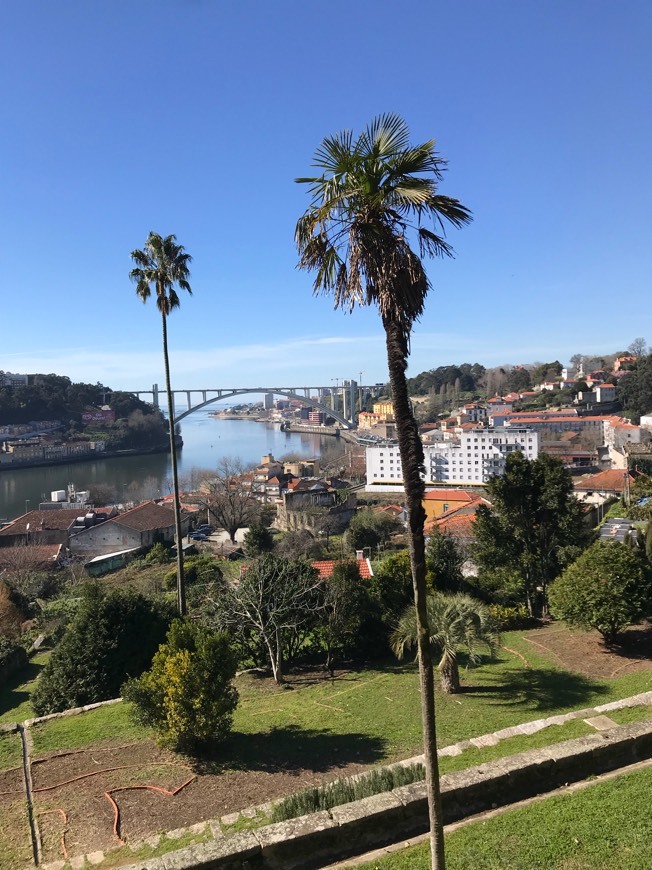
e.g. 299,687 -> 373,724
365,426 -> 539,493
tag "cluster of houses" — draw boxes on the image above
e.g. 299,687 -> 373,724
0,453 -> 359,576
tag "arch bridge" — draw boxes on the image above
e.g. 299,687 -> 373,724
131,382 -> 384,429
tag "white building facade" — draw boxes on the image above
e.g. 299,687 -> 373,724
365,427 -> 539,492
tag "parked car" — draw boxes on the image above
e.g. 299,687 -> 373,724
197,524 -> 214,533
189,532 -> 208,541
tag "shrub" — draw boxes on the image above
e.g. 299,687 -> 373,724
487,604 -> 533,630
145,542 -> 172,564
549,540 -> 651,643
0,635 -> 28,685
270,763 -> 424,822
123,619 -> 238,750
163,554 -> 223,591
31,586 -> 173,715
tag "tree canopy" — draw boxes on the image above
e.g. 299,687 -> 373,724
549,541 -> 651,643
473,452 -> 589,616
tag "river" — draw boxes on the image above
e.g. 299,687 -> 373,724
0,411 -> 346,521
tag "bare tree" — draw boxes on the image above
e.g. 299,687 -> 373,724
211,554 -> 323,683
0,544 -> 61,601
200,457 -> 259,543
628,337 -> 648,357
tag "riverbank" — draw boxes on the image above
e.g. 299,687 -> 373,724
0,413 -> 345,521
0,440 -> 181,472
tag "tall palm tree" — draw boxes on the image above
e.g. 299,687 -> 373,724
392,593 -> 500,693
130,232 -> 192,616
295,113 -> 471,869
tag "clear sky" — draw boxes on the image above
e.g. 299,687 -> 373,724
2,0 -> 650,392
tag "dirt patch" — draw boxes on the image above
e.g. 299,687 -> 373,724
523,620 -> 652,679
31,738 -> 368,863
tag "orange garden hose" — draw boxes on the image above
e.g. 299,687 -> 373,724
104,775 -> 197,842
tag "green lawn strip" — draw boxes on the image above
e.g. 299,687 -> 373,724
438,717 -> 593,775
0,650 -> 52,724
30,702 -> 153,756
0,731 -> 23,771
604,705 -> 652,726
359,764 -> 652,869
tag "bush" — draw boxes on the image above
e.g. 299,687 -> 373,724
487,604 -> 533,630
163,554 -> 223,591
0,635 -> 28,685
145,542 -> 172,564
549,541 -> 651,643
31,586 -> 173,715
122,619 -> 238,750
270,763 -> 424,822
243,523 -> 275,557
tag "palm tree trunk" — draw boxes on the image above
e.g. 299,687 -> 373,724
161,311 -> 186,616
439,653 -> 461,694
384,318 -> 445,870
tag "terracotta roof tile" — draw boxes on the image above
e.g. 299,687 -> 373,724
0,509 -> 86,535
311,558 -> 374,579
109,501 -> 178,532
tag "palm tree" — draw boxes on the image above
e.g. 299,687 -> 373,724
392,593 -> 500,693
295,113 -> 471,870
130,232 -> 192,616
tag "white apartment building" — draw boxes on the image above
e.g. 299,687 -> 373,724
365,427 -> 539,492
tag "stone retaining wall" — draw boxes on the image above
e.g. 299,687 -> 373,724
115,718 -> 652,870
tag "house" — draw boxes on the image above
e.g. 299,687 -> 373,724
422,489 -> 482,521
0,543 -> 64,572
311,557 -> 374,579
70,501 -> 190,557
573,469 -> 634,500
0,508 -> 106,548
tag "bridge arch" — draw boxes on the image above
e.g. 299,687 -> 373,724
172,388 -> 355,428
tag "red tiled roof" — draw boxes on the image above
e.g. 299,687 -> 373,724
0,509 -> 86,536
109,501 -> 178,532
0,543 -> 63,569
423,490 -> 480,503
311,558 -> 374,579
574,470 -> 634,493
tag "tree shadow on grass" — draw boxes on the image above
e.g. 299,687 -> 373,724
461,666 -> 608,713
0,658 -> 47,719
189,726 -> 387,776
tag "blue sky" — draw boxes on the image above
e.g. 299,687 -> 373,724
2,0 -> 650,392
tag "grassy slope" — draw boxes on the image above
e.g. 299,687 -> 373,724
360,765 -> 652,869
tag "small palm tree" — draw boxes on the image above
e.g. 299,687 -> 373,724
296,113 -> 471,869
392,593 -> 500,693
130,232 -> 192,616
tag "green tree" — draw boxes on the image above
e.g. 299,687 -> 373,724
316,560 -> 369,674
391,592 -> 500,693
130,232 -> 193,616
296,113 -> 471,868
425,532 -> 465,592
346,508 -> 400,552
617,353 -> 652,421
474,452 -> 590,617
243,523 -> 275,557
211,554 -> 322,683
123,619 -> 238,750
549,541 -> 651,643
32,587 -> 173,715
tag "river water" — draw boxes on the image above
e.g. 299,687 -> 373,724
0,411 -> 345,521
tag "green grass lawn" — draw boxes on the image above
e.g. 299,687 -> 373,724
0,731 -> 23,771
28,630 -> 651,770
359,764 -> 652,869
